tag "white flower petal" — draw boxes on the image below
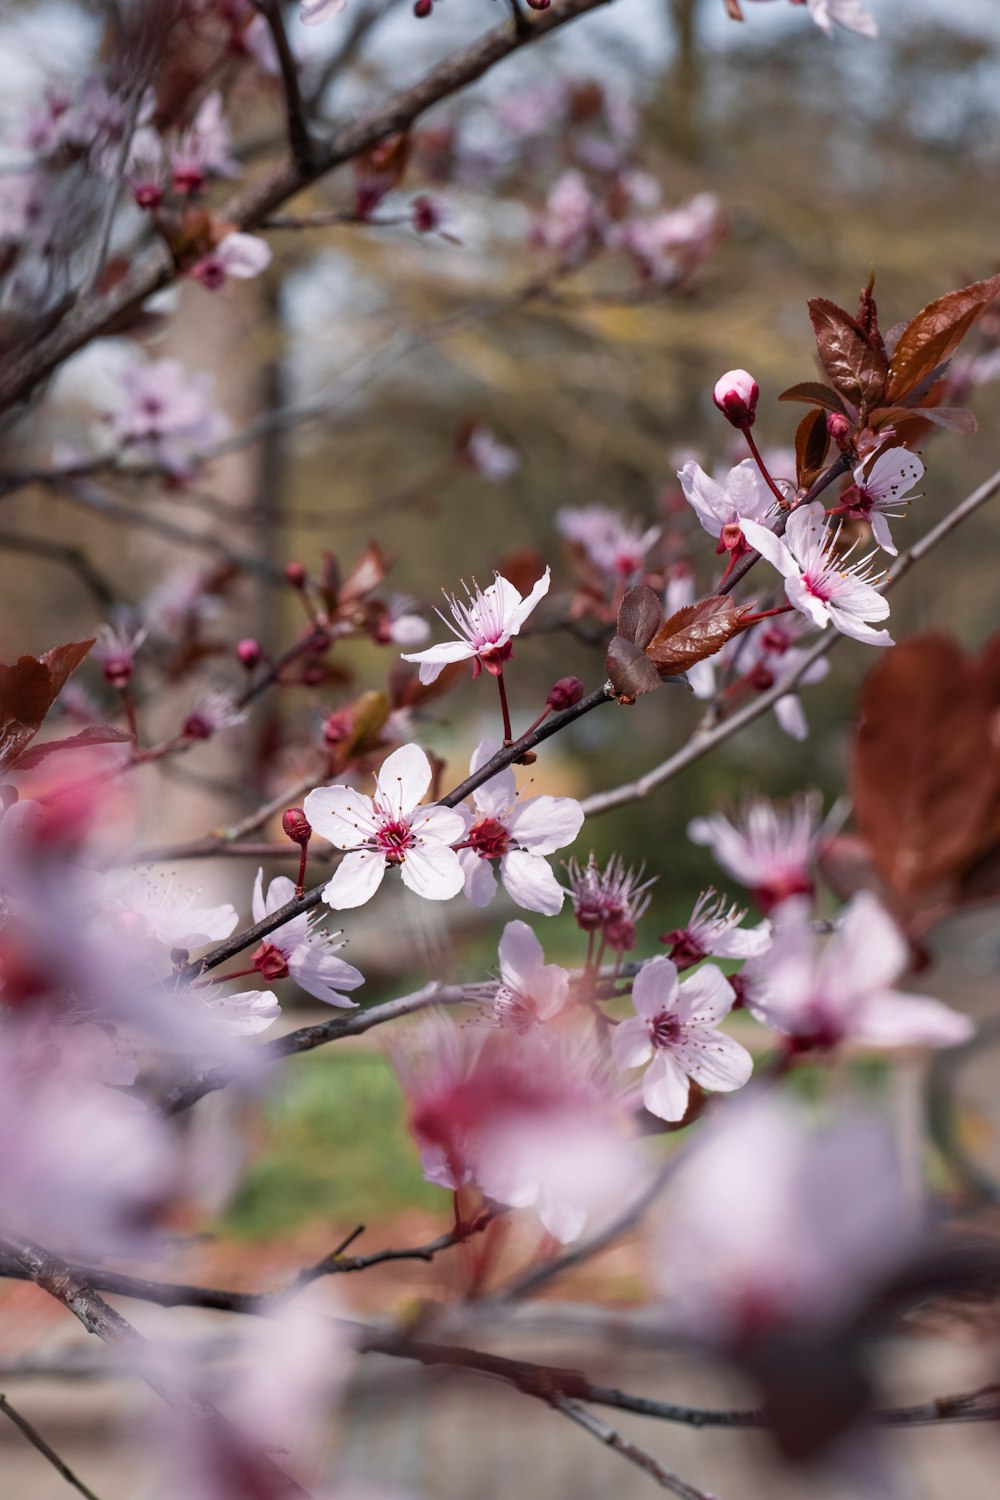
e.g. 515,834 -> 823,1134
611,1017 -> 653,1071
303,785 -> 378,849
642,1052 -> 691,1121
673,1029 -> 754,1093
321,851 -> 386,909
631,955 -> 679,1021
400,843 -> 465,901
499,849 -> 565,915
507,794 -> 584,855
374,743 -> 432,819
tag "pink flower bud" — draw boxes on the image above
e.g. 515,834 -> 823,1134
413,0 -> 432,15
526,0 -> 551,8
411,195 -> 440,234
285,561 -> 307,589
712,369 -> 759,429
827,411 -> 852,447
546,676 -> 584,713
282,808 -> 312,847
236,638 -> 262,670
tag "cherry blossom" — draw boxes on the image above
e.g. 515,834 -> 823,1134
661,889 -> 772,970
740,502 -> 893,646
168,92 -> 238,194
564,851 -> 656,950
92,622 -> 147,689
182,689 -> 247,740
303,743 -> 466,909
457,738 -> 584,915
190,232 -> 273,291
611,955 -> 751,1121
483,920 -> 570,1030
534,171 -> 603,264
400,567 -> 550,685
656,1097 -> 912,1346
743,894 -> 974,1051
112,873 -> 239,952
678,457 -> 775,564
462,422 -> 520,481
741,0 -> 878,39
557,505 -> 661,582
616,192 -> 721,284
103,355 -> 228,475
199,984 -> 282,1037
688,792 -> 826,910
838,446 -> 925,556
250,869 -> 365,1007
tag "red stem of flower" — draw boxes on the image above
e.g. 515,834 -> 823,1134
208,964 -> 258,984
522,704 -> 552,738
120,687 -> 139,748
738,604 -> 794,626
496,669 -> 513,744
295,843 -> 309,900
743,429 -> 789,508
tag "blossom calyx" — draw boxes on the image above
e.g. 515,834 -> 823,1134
712,369 -> 759,430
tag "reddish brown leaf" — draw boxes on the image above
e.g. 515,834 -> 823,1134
778,381 -> 849,417
605,636 -> 663,704
616,585 -> 662,650
794,407 -> 831,487
646,595 -> 749,677
12,725 -> 132,772
339,542 -> 387,604
851,635 -> 1000,898
886,272 -> 1000,404
807,298 -> 889,409
0,638 -> 96,771
855,273 -> 887,361
871,404 -> 977,436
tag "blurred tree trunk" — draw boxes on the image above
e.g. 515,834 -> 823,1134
667,0 -> 704,160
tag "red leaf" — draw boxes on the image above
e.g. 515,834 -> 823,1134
778,381 -> 849,417
0,638 -> 97,771
12,725 -> 133,771
646,595 -> 749,677
886,272 -> 1000,404
616,585 -> 662,649
807,298 -> 889,410
605,635 -> 663,704
794,407 -> 831,487
339,542 -> 387,605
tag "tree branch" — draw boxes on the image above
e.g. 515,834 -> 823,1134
0,1394 -> 104,1500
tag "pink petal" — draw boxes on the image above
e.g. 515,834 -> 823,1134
641,1052 -> 691,1122
507,794 -> 584,855
374,743 -> 432,819
631,955 -> 679,1021
459,848 -> 498,907
611,1016 -> 653,1071
673,1029 -> 754,1092
303,784 -> 377,849
399,843 -> 465,901
469,738 -> 515,817
854,993 -> 974,1049
674,964 -> 736,1026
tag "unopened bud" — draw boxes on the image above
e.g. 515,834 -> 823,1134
236,638 -> 262,670
413,0 -> 432,14
411,195 -> 440,234
826,411 -> 852,447
712,368 -> 759,430
546,676 -> 585,713
526,0 -> 551,8
282,807 -> 312,847
181,711 -> 213,741
285,561 -> 307,589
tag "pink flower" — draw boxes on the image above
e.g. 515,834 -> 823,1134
457,738 -> 584,915
801,0 -> 878,39
169,92 -> 238,193
112,873 -> 239,951
105,355 -> 228,475
400,567 -> 550,685
557,505 -> 661,581
677,458 -> 775,559
740,502 -> 893,646
199,984 -> 282,1036
688,793 -> 825,911
391,1013 -> 645,1241
661,889 -> 772,970
93,622 -> 147,689
190,232 -> 272,290
535,171 -> 602,263
484,920 -> 570,1030
182,689 -> 247,740
250,870 -> 364,1007
712,369 -> 759,429
303,744 -> 465,909
300,0 -> 348,21
656,1097 -> 912,1346
743,894 -> 973,1051
611,955 -> 751,1121
463,423 -> 520,482
564,852 -> 656,951
840,446 -> 925,556
617,192 -> 721,284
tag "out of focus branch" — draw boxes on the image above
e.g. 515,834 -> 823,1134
254,0 -> 314,173
0,0 -> 618,415
0,1394 -> 104,1500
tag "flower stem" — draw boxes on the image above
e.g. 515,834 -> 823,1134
743,429 -> 789,507
295,842 -> 309,900
496,669 -> 513,744
738,604 -> 794,626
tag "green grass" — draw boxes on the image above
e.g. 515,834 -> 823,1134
220,1051 -> 445,1241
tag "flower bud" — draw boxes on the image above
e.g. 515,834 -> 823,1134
712,369 -> 759,430
413,0 -> 432,14
826,411 -> 852,447
236,638 -> 262,670
546,676 -> 585,713
411,195 -> 440,234
285,561 -> 307,589
526,0 -> 551,8
282,807 -> 312,847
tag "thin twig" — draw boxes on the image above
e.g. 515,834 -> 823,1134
0,1394 -> 104,1500
549,1396 -> 715,1500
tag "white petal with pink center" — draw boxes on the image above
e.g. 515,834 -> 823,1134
304,744 -> 465,911
677,458 -> 774,541
201,986 -> 282,1037
401,568 -> 550,684
745,893 -> 973,1049
741,503 -> 892,647
457,738 -> 584,915
612,955 -> 750,1122
490,919 -> 569,1028
252,871 -> 364,1008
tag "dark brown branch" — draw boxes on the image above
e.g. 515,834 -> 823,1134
0,1394 -> 104,1500
255,0 -> 315,173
